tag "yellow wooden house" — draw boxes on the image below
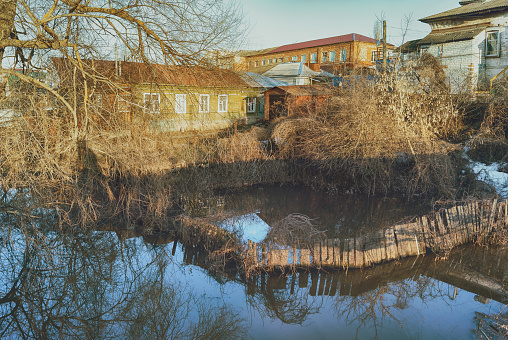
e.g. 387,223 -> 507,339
52,58 -> 264,132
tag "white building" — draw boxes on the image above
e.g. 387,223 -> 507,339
419,0 -> 508,92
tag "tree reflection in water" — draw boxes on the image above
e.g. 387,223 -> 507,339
243,252 -> 508,338
0,219 -> 247,339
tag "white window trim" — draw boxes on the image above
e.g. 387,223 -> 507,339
330,51 -> 335,62
310,53 -> 317,63
175,93 -> 186,114
143,93 -> 160,113
218,94 -> 228,113
247,97 -> 256,113
486,30 -> 501,57
117,94 -> 130,113
199,94 -> 209,113
341,49 -> 347,62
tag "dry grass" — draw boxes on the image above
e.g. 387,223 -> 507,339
271,55 -> 462,198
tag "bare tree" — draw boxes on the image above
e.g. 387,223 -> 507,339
0,0 -> 245,140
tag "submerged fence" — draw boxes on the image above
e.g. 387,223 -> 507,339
245,199 -> 508,270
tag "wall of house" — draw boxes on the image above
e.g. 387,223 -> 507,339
424,12 -> 508,92
427,39 -> 480,92
130,85 -> 262,132
245,41 -> 382,71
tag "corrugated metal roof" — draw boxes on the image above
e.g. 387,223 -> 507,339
418,27 -> 486,45
241,72 -> 288,88
262,63 -> 321,77
420,0 -> 508,22
266,33 -> 378,54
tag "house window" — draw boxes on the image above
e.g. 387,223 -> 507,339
292,55 -> 297,62
218,94 -> 228,113
143,93 -> 160,113
247,97 -> 256,113
486,30 -> 501,57
420,45 -> 429,55
199,94 -> 209,113
341,49 -> 347,62
322,51 -> 328,62
254,61 -> 259,67
116,94 -> 131,113
372,50 -> 378,62
437,45 -> 444,57
175,94 -> 186,114
273,58 -> 277,63
330,51 -> 335,62
311,53 -> 317,63
301,54 -> 306,63
262,60 -> 266,66
278,57 -> 283,63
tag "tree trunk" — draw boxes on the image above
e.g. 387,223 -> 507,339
0,0 -> 17,96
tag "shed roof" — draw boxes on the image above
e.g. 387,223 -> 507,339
396,39 -> 422,53
52,57 -> 251,88
262,62 -> 322,78
420,0 -> 508,22
241,72 -> 288,88
264,84 -> 336,96
418,26 -> 486,45
266,33 -> 378,54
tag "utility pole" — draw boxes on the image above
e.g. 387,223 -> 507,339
382,20 -> 387,72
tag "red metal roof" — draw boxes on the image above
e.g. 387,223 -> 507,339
52,57 -> 251,88
266,33 -> 378,54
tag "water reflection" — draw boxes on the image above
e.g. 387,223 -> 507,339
0,226 -> 247,339
216,185 -> 430,237
0,223 -> 506,339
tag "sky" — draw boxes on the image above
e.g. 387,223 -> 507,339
235,0 -> 463,50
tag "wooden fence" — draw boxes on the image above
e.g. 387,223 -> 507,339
245,199 -> 508,270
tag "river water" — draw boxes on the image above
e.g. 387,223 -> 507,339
0,185 -> 506,339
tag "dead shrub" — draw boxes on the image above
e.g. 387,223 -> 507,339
271,57 -> 461,199
263,213 -> 324,248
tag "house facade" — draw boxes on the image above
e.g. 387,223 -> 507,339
419,0 -> 508,92
263,84 -> 336,121
52,58 -> 264,132
245,33 -> 395,73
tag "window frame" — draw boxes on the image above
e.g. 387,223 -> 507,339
199,94 -> 209,113
301,54 -> 306,63
340,49 -> 347,62
322,51 -> 328,63
218,94 -> 228,113
486,30 -> 501,57
292,55 -> 297,62
175,93 -> 186,114
330,51 -> 335,62
143,93 -> 160,114
247,97 -> 256,113
310,53 -> 317,63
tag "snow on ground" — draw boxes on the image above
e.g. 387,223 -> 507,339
465,146 -> 508,198
470,161 -> 508,198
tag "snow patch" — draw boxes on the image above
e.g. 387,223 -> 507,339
220,213 -> 270,243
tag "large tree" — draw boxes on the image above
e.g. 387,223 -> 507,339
0,0 -> 243,65
0,0 -> 244,141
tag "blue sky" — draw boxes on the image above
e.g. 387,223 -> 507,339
236,0 -> 462,49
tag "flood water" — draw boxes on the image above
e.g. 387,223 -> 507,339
0,185 -> 507,339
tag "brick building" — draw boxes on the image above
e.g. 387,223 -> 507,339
419,0 -> 508,93
245,33 -> 395,73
